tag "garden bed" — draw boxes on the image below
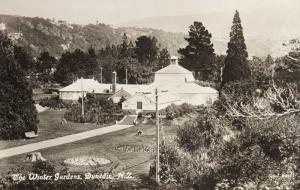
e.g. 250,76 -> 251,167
64,156 -> 111,166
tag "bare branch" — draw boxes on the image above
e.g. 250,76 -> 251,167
223,84 -> 300,120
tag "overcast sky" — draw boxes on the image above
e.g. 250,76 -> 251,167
0,0 -> 298,24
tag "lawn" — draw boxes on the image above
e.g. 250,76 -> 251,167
0,120 -> 179,178
0,109 -> 112,150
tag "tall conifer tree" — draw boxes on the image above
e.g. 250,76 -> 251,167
222,10 -> 251,84
0,32 -> 38,139
119,33 -> 130,58
178,21 -> 215,81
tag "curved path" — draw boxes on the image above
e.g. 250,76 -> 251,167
0,124 -> 132,159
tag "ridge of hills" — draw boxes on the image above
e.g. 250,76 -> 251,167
0,13 -> 295,58
0,14 -> 186,57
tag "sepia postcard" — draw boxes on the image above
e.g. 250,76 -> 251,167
0,0 -> 299,189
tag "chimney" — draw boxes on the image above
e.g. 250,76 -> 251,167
170,56 -> 178,65
112,71 -> 117,93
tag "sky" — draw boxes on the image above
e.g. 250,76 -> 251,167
0,0 -> 298,25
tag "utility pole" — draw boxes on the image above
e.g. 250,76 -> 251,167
81,78 -> 84,117
125,68 -> 128,85
143,88 -> 167,184
155,88 -> 160,184
100,67 -> 103,83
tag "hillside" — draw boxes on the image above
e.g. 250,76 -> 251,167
0,14 -> 186,58
0,14 -> 294,58
120,7 -> 300,57
119,9 -> 300,39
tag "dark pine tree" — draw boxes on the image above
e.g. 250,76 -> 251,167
156,48 -> 170,70
119,33 -> 130,58
116,33 -> 135,83
178,21 -> 215,81
36,51 -> 57,83
222,10 -> 251,84
13,46 -> 34,75
86,46 -> 98,77
0,32 -> 38,139
96,45 -> 118,84
55,48 -> 99,85
135,36 -> 159,65
54,51 -> 74,85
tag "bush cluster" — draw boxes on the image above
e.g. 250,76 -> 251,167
149,140 -> 217,190
39,95 -> 71,109
177,107 -> 227,152
64,94 -> 123,124
164,103 -> 195,120
157,104 -> 299,189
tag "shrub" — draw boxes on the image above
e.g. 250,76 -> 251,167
214,116 -> 299,189
64,104 -> 79,121
180,103 -> 195,114
220,80 -> 258,104
0,116 -> 26,140
64,94 -> 123,124
179,115 -> 298,189
165,104 -> 180,120
165,103 -> 195,120
163,100 -> 299,189
177,107 -> 228,152
32,160 -> 56,175
39,95 -> 70,109
150,140 -> 218,190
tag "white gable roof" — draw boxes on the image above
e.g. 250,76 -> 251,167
117,84 -> 149,95
145,82 -> 218,94
123,91 -> 181,105
155,63 -> 192,74
108,88 -> 132,99
59,78 -> 103,92
154,63 -> 195,83
144,92 -> 181,104
93,84 -> 112,93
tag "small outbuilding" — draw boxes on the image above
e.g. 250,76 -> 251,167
59,78 -> 111,101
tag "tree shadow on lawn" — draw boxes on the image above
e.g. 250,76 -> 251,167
0,110 -> 113,150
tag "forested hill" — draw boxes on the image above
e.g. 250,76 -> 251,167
0,14 -> 186,57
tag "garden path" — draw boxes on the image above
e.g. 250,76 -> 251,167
0,124 -> 132,159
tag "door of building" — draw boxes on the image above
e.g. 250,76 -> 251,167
136,101 -> 143,113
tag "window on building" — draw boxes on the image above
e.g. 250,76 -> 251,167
137,101 -> 142,109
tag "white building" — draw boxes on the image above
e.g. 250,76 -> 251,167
154,56 -> 195,83
107,84 -> 148,103
121,56 -> 218,113
122,91 -> 182,113
59,56 -> 218,113
59,77 -> 148,102
59,78 -> 106,101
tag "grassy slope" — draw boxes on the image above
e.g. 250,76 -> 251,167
0,121 -> 178,177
